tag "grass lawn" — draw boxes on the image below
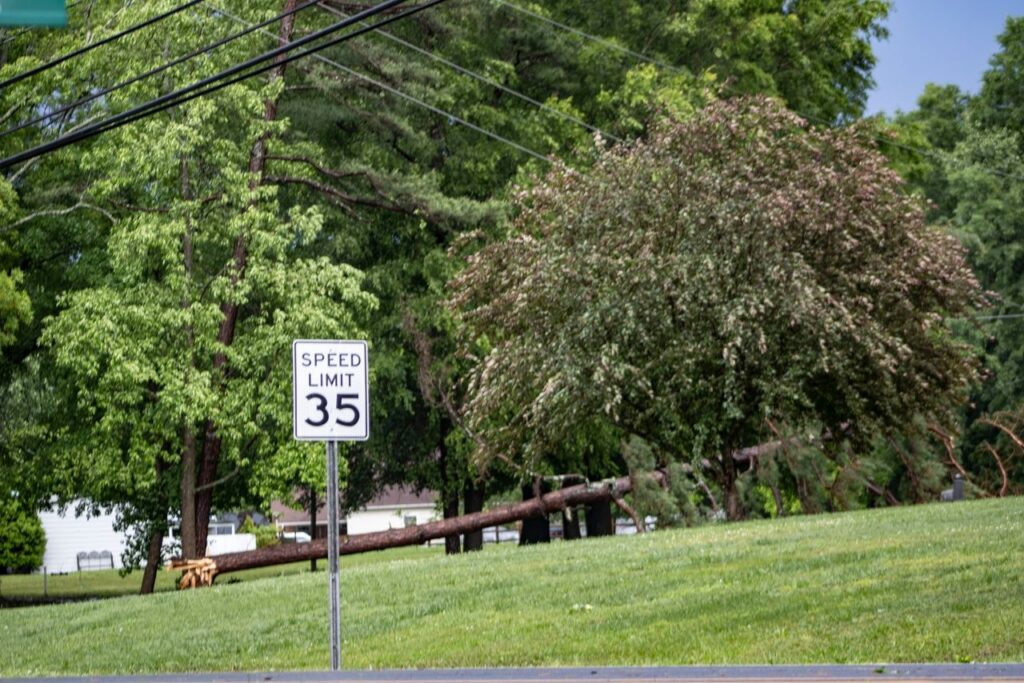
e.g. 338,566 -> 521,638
0,545 -> 442,601
1,498 -> 1022,676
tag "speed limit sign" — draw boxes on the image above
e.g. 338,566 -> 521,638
292,340 -> 369,441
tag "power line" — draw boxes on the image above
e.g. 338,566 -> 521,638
491,0 -> 683,76
304,54 -> 551,164
0,0 -> 322,141
318,3 -> 622,143
0,0 -> 446,171
218,7 -> 549,163
968,313 -> 1024,322
0,0 -> 206,91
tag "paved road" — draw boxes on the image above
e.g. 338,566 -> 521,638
9,665 -> 1024,683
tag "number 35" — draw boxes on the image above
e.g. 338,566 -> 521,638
305,393 -> 361,427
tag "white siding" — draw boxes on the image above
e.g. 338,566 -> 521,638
37,506 -> 128,573
205,534 -> 256,555
345,505 -> 436,535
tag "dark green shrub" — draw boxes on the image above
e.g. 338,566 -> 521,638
0,499 -> 45,573
239,515 -> 279,548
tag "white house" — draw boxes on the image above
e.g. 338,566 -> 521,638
37,505 -> 129,573
271,486 -> 438,539
36,502 -> 255,573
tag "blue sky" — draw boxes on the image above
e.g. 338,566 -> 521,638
866,0 -> 1021,116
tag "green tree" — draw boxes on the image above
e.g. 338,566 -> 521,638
1,0 -> 899,555
973,17 -> 1024,142
0,498 -> 45,573
452,97 -> 985,519
888,83 -> 971,217
944,123 -> 1024,492
492,0 -> 889,124
1,1 -> 374,586
269,0 -> 685,549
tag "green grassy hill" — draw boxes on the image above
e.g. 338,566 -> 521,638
2,498 -> 1022,676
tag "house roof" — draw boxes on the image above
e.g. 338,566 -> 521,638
271,485 -> 436,524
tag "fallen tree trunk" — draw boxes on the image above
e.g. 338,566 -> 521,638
184,471 -> 665,585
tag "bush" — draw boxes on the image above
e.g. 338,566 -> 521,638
0,499 -> 45,572
239,515 -> 279,548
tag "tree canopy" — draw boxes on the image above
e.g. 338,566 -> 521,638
453,97 -> 985,518
4,0 -> 1016,574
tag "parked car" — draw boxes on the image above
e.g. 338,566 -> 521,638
279,530 -> 311,543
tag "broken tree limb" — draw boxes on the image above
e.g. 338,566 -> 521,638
197,471 -> 666,583
983,443 -> 1010,498
611,491 -> 645,533
928,423 -> 969,480
864,477 -> 900,507
980,417 -> 1024,455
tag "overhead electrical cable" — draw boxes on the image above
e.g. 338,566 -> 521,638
0,0 -> 323,141
218,6 -> 549,163
92,0 -> 446,136
0,0 -> 206,91
491,0 -> 682,75
0,0 -> 449,171
289,49 -> 551,163
972,314 -> 1024,321
317,3 -> 622,143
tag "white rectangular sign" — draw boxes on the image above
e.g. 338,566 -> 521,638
292,340 -> 370,441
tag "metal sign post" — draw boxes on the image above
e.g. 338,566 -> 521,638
326,440 -> 341,670
293,340 -> 370,672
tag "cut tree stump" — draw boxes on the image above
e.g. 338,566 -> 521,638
169,558 -> 217,589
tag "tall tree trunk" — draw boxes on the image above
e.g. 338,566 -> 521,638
722,450 -> 742,521
443,494 -> 461,554
192,0 -> 299,556
140,527 -> 165,595
585,500 -> 613,537
462,478 -> 485,551
177,152 -> 199,561
194,427 -> 217,557
179,427 -> 198,559
437,416 -> 461,555
141,456 -> 169,593
770,482 -> 786,518
519,479 -> 550,545
562,506 -> 582,540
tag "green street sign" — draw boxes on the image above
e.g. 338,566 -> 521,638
0,0 -> 68,27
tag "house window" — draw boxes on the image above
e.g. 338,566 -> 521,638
403,515 -> 417,528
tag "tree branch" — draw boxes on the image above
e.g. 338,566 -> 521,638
611,489 -> 645,532
927,423 -> 969,479
1,197 -> 114,234
266,154 -> 366,181
194,465 -> 241,493
864,477 -> 900,506
980,417 -> 1024,455
983,443 -> 1010,498
265,174 -> 382,216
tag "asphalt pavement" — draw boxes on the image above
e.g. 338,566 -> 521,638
8,665 -> 1024,683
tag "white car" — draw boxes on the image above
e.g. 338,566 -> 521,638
280,530 -> 311,543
